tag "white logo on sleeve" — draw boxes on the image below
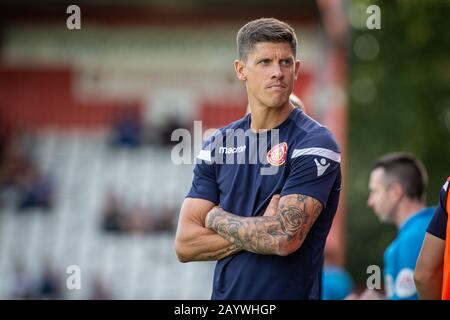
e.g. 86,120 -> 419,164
444,181 -> 449,192
395,268 -> 416,298
314,158 -> 330,177
197,150 -> 211,161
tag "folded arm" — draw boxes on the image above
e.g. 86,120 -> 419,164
175,197 -> 242,262
205,194 -> 323,256
414,232 -> 445,299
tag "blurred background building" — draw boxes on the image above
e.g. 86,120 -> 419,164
0,0 -> 448,299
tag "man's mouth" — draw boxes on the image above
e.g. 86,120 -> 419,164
266,83 -> 287,89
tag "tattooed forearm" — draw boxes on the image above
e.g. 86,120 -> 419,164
206,194 -> 323,256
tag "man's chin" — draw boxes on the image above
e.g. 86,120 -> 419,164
379,214 -> 393,224
265,98 -> 290,109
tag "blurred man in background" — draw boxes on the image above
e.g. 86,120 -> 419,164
360,152 -> 434,299
415,177 -> 450,300
175,17 -> 341,299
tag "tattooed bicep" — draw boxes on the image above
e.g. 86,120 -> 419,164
279,194 -> 323,212
276,194 -> 323,242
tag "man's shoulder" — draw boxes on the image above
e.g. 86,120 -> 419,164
385,231 -> 420,260
290,126 -> 341,160
397,210 -> 434,245
420,207 -> 436,219
289,111 -> 340,153
408,208 -> 434,229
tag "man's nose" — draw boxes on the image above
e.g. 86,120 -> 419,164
271,64 -> 283,79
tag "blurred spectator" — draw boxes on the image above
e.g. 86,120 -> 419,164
16,165 -> 54,212
354,152 -> 434,300
9,261 -> 36,299
89,273 -> 114,300
125,205 -> 150,234
0,137 -> 54,212
110,108 -> 142,149
100,190 -> 177,234
0,141 -> 29,189
101,192 -> 125,233
158,116 -> 191,147
153,205 -> 176,233
35,258 -> 63,299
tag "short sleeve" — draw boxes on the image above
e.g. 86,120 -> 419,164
186,136 -> 220,204
427,179 -> 449,240
280,129 -> 341,206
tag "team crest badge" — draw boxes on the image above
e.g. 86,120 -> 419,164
267,142 -> 288,166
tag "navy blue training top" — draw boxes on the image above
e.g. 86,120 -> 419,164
186,107 -> 342,300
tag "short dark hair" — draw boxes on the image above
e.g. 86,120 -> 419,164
237,18 -> 298,61
373,152 -> 428,201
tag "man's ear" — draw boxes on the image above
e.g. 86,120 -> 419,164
389,181 -> 404,201
234,59 -> 247,81
294,60 -> 301,80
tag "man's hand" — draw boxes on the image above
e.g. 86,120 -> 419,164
263,194 -> 281,217
205,194 -> 281,227
205,193 -> 323,256
205,194 -> 280,226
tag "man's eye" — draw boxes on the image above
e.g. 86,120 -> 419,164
281,60 -> 292,66
259,59 -> 270,65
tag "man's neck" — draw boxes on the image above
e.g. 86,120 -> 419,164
395,200 -> 426,229
249,101 -> 294,131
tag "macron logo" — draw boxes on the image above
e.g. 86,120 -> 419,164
219,146 -> 246,154
314,158 -> 330,177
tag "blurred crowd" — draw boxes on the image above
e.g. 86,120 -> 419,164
109,109 -> 191,149
101,191 -> 177,234
0,119 -> 178,234
0,125 -> 54,213
9,258 -> 114,300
